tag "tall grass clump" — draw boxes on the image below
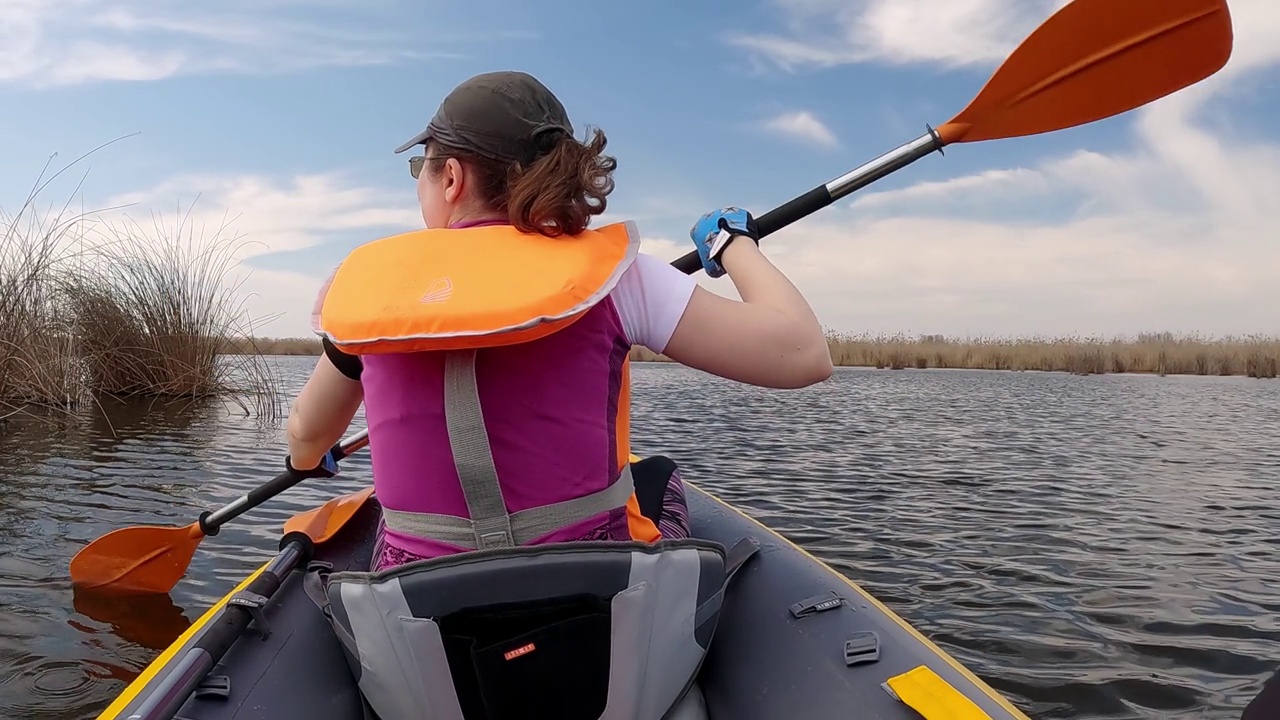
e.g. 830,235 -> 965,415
1,157 -> 281,419
64,212 -> 281,415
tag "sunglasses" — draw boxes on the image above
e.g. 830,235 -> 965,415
409,149 -> 460,179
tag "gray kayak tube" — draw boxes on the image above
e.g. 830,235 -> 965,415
94,479 -> 1032,720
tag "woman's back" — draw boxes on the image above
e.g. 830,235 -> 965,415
286,70 -> 832,570
364,292 -> 632,559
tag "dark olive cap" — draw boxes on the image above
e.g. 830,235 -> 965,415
393,70 -> 574,162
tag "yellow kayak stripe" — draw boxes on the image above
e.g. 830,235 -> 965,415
95,563 -> 269,719
649,458 -> 1030,720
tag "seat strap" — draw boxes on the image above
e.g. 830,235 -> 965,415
693,537 -> 760,629
382,349 -> 634,550
302,562 -> 360,657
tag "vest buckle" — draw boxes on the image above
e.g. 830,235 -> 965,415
479,530 -> 514,548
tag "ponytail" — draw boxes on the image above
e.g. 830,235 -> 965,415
505,128 -> 616,237
426,130 -> 617,238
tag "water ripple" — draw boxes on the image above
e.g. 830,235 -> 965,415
0,360 -> 1277,718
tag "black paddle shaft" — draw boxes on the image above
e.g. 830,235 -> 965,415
671,127 -> 944,275
197,429 -> 371,536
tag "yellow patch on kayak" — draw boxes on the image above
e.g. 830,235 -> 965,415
883,665 -> 994,719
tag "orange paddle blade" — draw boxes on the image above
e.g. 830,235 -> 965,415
937,0 -> 1233,144
284,486 -> 375,543
69,522 -> 205,595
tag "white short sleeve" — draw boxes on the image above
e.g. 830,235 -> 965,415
611,252 -> 698,353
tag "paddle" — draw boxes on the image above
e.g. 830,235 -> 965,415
671,0 -> 1234,274
122,488 -> 377,720
69,428 -> 371,595
283,485 -> 376,542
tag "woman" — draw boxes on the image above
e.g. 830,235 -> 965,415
287,70 -> 832,571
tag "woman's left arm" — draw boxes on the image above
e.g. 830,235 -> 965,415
286,354 -> 364,470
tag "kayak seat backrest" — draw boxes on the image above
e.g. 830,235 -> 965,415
307,538 -> 754,720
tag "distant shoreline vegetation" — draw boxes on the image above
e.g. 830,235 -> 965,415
233,332 -> 1280,379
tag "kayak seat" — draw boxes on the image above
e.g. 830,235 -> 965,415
305,536 -> 758,720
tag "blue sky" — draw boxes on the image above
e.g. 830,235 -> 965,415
3,0 -> 1278,339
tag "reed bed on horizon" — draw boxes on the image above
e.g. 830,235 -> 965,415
629,332 -> 1278,378
221,337 -> 324,356
823,332 -> 1280,378
229,334 -> 1279,379
1,171 -> 281,419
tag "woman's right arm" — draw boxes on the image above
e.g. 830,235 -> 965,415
660,209 -> 833,389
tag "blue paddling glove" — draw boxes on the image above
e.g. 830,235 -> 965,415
688,207 -> 759,278
285,447 -> 341,479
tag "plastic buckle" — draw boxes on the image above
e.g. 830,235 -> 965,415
194,674 -> 232,700
789,590 -> 845,619
478,530 -> 514,549
844,631 -> 880,666
228,590 -> 272,640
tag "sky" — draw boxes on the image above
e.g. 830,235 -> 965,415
2,0 -> 1278,340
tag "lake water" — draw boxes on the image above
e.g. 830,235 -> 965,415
1,356 -> 1278,719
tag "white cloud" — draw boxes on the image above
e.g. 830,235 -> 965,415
757,76 -> 1280,336
728,0 -> 1065,71
0,0 -> 459,86
850,168 -> 1050,211
102,172 -> 421,262
58,171 -> 422,336
708,0 -> 1280,338
727,0 -> 1279,73
761,111 -> 840,148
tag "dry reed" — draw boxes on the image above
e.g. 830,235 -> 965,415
1,162 -> 281,419
63,211 -> 281,414
0,173 -> 91,413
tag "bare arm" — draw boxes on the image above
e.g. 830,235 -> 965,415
286,354 -> 364,469
662,237 -> 833,388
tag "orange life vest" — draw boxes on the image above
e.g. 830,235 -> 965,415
314,221 -> 639,354
312,220 -> 660,545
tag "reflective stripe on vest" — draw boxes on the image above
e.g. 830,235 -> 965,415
379,348 -> 633,550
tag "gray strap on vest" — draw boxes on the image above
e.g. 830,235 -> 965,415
443,349 -> 515,549
382,349 -> 634,550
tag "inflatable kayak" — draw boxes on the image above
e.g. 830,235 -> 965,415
93,470 -> 1031,720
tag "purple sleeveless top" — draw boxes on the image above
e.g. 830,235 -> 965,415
361,219 -> 634,559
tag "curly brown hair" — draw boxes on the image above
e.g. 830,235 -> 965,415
425,128 -> 617,237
